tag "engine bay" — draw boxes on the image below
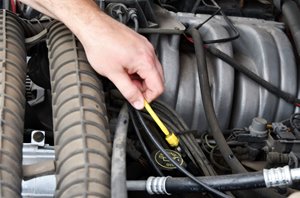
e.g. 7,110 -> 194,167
1,0 -> 300,197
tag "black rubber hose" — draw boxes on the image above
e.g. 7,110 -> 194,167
127,171 -> 265,193
129,109 -> 164,176
206,45 -> 300,105
0,10 -> 27,198
166,172 -> 265,193
111,104 -> 129,198
47,21 -> 111,198
190,27 -> 285,198
282,0 -> 300,58
189,28 -> 246,173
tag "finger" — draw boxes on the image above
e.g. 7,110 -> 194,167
137,63 -> 164,103
155,57 -> 164,82
108,71 -> 145,109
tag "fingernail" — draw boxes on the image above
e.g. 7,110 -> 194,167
133,100 -> 144,110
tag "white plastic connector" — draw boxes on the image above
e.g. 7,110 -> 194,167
146,176 -> 171,195
263,166 -> 292,187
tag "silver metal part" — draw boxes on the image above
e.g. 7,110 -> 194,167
146,176 -> 171,195
291,168 -> 300,181
159,13 -> 298,132
263,166 -> 292,187
25,77 -> 45,106
31,130 -> 45,147
22,144 -> 55,198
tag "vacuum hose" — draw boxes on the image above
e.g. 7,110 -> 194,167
47,21 -> 111,197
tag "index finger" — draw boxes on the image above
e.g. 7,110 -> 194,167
137,61 -> 165,103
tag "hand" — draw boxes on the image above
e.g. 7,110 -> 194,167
18,0 -> 164,109
78,13 -> 164,109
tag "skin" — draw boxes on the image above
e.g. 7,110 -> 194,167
19,0 -> 164,109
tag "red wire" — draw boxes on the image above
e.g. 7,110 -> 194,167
10,0 -> 16,13
183,33 -> 194,44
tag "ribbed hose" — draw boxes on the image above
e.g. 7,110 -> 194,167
0,10 -> 27,198
47,21 -> 111,198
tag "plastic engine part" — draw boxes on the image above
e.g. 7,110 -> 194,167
0,10 -> 27,198
47,21 -> 111,198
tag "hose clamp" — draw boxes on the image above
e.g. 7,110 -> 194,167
263,166 -> 292,187
146,176 -> 171,195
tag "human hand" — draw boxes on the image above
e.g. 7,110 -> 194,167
18,0 -> 164,109
77,13 -> 164,110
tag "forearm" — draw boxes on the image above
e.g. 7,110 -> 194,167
18,0 -> 109,42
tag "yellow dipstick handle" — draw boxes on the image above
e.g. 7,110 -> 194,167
144,100 -> 179,147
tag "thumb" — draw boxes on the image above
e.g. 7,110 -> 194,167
108,72 -> 145,109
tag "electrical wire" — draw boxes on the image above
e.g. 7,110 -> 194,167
140,110 -> 201,171
192,0 -> 202,13
132,108 -> 231,198
150,101 -> 216,176
195,7 -> 221,29
210,147 -> 231,172
132,17 -> 139,32
191,0 -> 240,44
129,109 -> 164,176
10,0 -> 16,13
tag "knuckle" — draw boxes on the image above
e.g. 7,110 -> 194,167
158,84 -> 165,94
124,87 -> 140,102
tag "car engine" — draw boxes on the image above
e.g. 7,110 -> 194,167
1,0 -> 300,197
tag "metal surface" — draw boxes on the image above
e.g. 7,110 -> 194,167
159,12 -> 298,132
22,144 -> 55,198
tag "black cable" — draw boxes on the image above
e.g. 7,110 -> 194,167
209,147 -> 231,172
206,45 -> 300,106
193,0 -> 240,44
192,0 -> 202,13
129,109 -> 164,176
140,110 -> 201,173
195,7 -> 221,29
132,108 -> 230,198
151,101 -> 216,175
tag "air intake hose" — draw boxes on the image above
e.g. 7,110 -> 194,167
47,21 -> 111,198
0,10 -> 27,198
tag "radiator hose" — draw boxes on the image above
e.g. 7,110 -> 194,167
0,10 -> 27,198
47,21 -> 111,198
